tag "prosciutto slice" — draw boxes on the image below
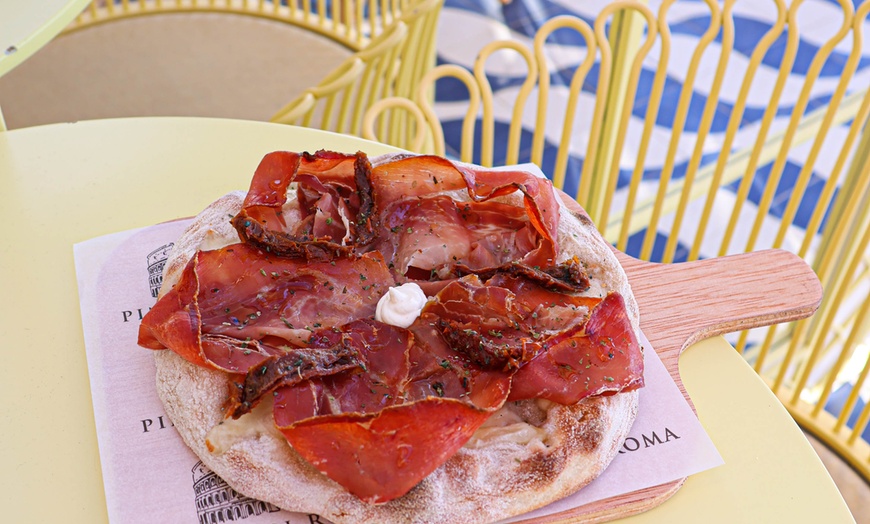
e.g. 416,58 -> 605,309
139,150 -> 644,505
371,155 -> 561,278
272,318 -> 511,503
278,398 -> 496,503
507,293 -> 645,403
375,196 -> 541,280
421,276 -> 537,371
138,243 -> 395,373
231,150 -> 375,260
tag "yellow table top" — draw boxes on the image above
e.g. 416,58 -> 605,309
0,0 -> 90,77
0,117 -> 855,523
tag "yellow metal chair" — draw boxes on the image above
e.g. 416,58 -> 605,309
365,0 -> 870,482
270,0 -> 443,149
0,0 -> 442,152
71,0 -> 411,50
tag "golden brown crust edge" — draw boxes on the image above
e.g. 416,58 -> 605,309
152,163 -> 641,524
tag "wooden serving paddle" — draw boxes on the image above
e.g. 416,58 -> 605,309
525,197 -> 824,523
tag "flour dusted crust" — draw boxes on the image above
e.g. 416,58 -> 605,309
153,155 -> 641,524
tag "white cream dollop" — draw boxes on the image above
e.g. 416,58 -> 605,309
375,283 -> 428,328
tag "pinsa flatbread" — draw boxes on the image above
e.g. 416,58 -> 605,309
139,151 -> 644,524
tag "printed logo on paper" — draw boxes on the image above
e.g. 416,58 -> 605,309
192,461 -> 280,523
147,243 -> 174,297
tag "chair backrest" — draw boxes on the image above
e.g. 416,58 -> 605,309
365,0 -> 870,482
269,0 -> 443,151
69,0 -> 418,52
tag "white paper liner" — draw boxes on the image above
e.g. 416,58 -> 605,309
74,220 -> 723,524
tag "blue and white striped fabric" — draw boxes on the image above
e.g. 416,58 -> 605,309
434,0 -> 870,263
434,0 -> 870,439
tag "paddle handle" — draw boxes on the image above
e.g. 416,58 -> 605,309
557,191 -> 822,369
617,249 -> 823,378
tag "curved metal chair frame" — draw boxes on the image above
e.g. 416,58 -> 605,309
3,0 -> 442,152
366,0 -> 870,482
69,0 -> 419,52
270,0 -> 443,150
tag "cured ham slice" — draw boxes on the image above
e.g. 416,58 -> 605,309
270,319 -> 415,422
484,271 -> 600,333
371,155 -> 561,277
375,196 -> 543,280
507,293 -> 645,404
278,398 -> 496,503
271,318 -> 512,503
454,257 -> 591,293
231,150 -> 375,260
138,258 -> 272,372
377,195 -> 473,279
138,243 -> 395,373
421,276 -> 536,371
224,344 -> 362,419
231,150 -> 561,278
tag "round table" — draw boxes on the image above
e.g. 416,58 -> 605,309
0,117 -> 855,523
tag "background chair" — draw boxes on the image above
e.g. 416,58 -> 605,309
0,0 -> 442,152
366,0 -> 870,485
0,0 -> 94,130
270,0 -> 443,149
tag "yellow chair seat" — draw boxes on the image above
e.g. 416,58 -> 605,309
0,0 -> 443,154
0,12 -> 352,126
